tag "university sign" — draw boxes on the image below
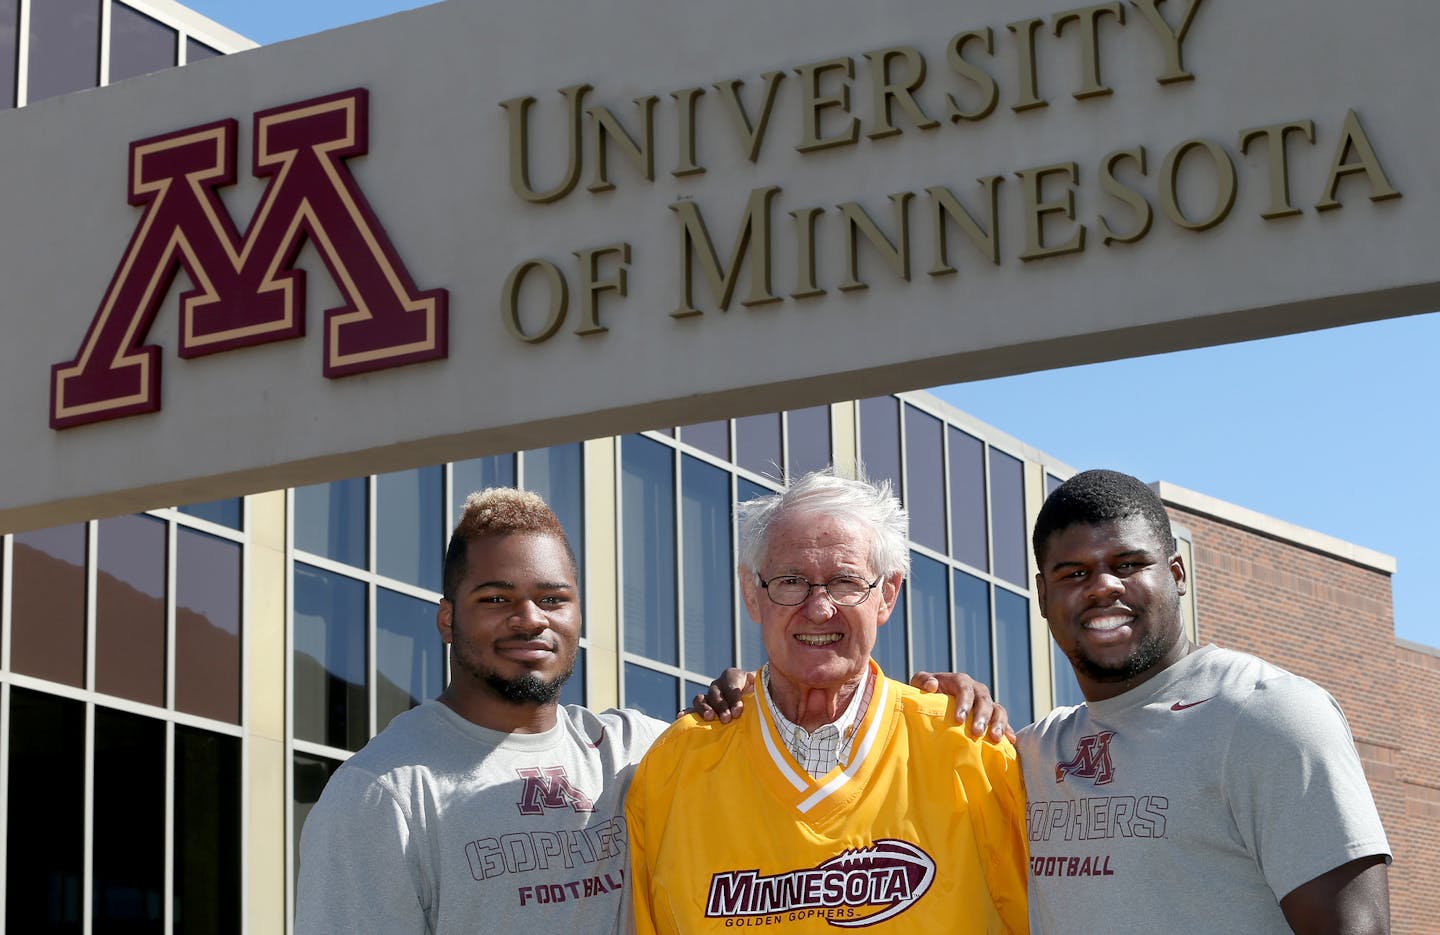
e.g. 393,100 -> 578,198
1,0 -> 1435,529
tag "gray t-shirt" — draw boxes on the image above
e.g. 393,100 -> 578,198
296,699 -> 668,934
1016,645 -> 1390,935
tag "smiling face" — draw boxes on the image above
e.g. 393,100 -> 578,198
740,512 -> 901,715
1035,515 -> 1189,702
437,532 -> 579,728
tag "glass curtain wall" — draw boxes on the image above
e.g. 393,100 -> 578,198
1,499 -> 247,933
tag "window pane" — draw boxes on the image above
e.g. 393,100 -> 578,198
96,514 -> 166,706
858,397 -> 900,495
294,564 -> 368,750
11,524 -> 87,687
949,428 -> 987,570
953,570 -> 992,688
909,552 -> 949,674
175,528 -> 241,724
93,707 -> 165,933
785,406 -> 831,479
1045,472 -> 1064,498
621,435 -> 676,664
735,413 -> 782,480
292,755 -> 343,893
736,479 -> 770,670
27,0 -> 98,103
559,647 -> 586,708
376,466 -> 443,592
452,454 -> 516,525
184,37 -> 218,63
523,443 -> 584,574
682,456 -> 732,678
678,420 -> 729,460
6,688 -> 85,934
624,663 -> 677,721
995,588 -> 1033,725
1052,642 -> 1086,709
989,449 -> 1028,587
174,727 -> 241,935
2,0 -> 18,109
109,1 -> 174,83
376,588 -> 443,732
294,478 -> 367,568
904,406 -> 945,552
871,589 -> 906,677
178,497 -> 242,530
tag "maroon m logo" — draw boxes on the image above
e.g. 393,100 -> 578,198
515,766 -> 596,815
1055,730 -> 1117,785
50,88 -> 448,429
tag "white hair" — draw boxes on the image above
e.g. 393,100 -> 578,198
736,468 -> 910,579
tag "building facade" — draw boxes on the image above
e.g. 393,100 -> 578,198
1,3 -> 1433,934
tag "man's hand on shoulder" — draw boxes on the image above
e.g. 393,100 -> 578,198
910,671 -> 1015,743
685,668 -> 754,723
1280,856 -> 1389,935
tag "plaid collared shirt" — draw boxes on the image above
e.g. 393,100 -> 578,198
761,665 -> 876,778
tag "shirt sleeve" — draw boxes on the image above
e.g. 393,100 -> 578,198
968,738 -> 1032,934
295,766 -> 432,935
1222,677 -> 1391,901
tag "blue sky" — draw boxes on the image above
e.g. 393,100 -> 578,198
186,1 -> 1439,649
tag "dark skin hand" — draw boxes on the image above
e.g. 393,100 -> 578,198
1280,857 -> 1389,935
688,668 -> 1014,743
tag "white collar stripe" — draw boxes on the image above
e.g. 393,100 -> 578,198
795,676 -> 889,814
758,679 -> 810,792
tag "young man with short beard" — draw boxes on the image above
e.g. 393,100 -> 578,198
1018,470 -> 1390,935
295,488 -> 667,934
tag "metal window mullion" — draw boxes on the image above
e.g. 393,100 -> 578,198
613,445 -> 626,705
940,427 -> 958,673
366,477 -> 378,742
0,681 -> 10,923
730,471 -> 743,671
163,721 -> 174,935
515,449 -> 526,490
981,450 -> 1001,692
895,398 -> 914,677
367,580 -> 378,743
283,488 -> 298,932
2,532 -> 12,673
98,0 -> 112,86
86,520 -> 98,694
779,409 -> 791,482
15,0 -> 29,106
82,700 -> 95,935
237,498 -> 252,935
671,447 -> 686,710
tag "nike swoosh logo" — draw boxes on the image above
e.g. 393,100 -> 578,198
586,726 -> 607,749
1170,697 -> 1215,711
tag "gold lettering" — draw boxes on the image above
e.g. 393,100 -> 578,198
1006,18 -> 1048,112
790,207 -> 826,300
838,193 -> 914,291
1238,120 -> 1314,220
1128,0 -> 1205,85
864,46 -> 941,140
1052,3 -> 1125,100
573,243 -> 630,336
670,186 -> 782,317
1316,109 -> 1401,211
1160,138 -> 1236,231
502,259 -> 568,343
587,96 -> 658,193
500,85 -> 590,205
926,178 -> 1003,275
1098,147 -> 1153,245
1018,162 -> 1085,260
796,58 -> 860,153
671,88 -> 706,178
715,72 -> 785,163
945,29 -> 999,122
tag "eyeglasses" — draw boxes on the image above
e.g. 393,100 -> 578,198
757,574 -> 881,607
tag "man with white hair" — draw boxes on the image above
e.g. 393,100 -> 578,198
626,469 -> 1029,933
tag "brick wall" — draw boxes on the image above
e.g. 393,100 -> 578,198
1168,504 -> 1438,935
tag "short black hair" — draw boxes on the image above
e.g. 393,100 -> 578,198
1032,469 -> 1175,567
442,488 -> 576,601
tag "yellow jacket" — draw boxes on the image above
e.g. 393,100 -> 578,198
626,662 -> 1028,933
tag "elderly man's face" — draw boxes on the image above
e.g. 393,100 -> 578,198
741,512 -> 902,698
